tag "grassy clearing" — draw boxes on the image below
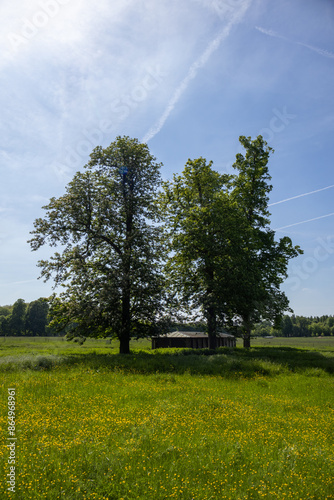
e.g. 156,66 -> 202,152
240,336 -> 334,351
0,338 -> 333,499
1,335 -> 333,358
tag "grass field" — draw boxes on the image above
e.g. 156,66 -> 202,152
1,337 -> 333,499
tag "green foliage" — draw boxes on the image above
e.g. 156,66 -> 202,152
0,305 -> 11,317
26,134 -> 303,350
29,136 -> 167,353
252,319 -> 275,337
9,298 -> 27,336
229,136 -> 302,346
280,314 -> 293,337
160,136 -> 302,348
0,315 -> 10,336
232,135 -> 273,227
25,298 -> 49,336
0,298 -> 50,337
251,314 -> 334,338
160,157 -> 242,347
278,314 -> 334,337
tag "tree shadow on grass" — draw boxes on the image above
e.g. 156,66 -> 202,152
1,346 -> 332,377
233,346 -> 334,375
22,345 -> 332,378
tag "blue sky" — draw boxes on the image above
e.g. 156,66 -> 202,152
0,0 -> 333,317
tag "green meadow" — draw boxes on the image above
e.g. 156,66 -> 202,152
1,337 -> 333,499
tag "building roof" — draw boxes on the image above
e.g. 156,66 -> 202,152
162,331 -> 235,339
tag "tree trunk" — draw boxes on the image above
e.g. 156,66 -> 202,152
119,192 -> 133,355
120,290 -> 131,354
119,304 -> 130,354
205,263 -> 217,349
119,331 -> 130,354
207,305 -> 217,350
243,324 -> 251,348
208,334 -> 217,350
243,334 -> 251,348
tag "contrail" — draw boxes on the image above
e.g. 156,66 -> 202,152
269,184 -> 334,206
142,0 -> 252,143
255,26 -> 334,59
297,41 -> 334,60
255,27 -> 289,42
274,212 -> 334,231
0,279 -> 36,287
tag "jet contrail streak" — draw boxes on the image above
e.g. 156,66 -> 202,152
269,184 -> 334,206
255,26 -> 334,59
142,0 -> 252,143
274,212 -> 334,231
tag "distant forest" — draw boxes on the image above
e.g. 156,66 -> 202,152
252,314 -> 334,338
0,298 -> 333,338
0,298 -> 53,337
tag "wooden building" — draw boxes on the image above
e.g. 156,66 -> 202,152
151,331 -> 236,349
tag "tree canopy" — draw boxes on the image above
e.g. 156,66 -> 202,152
228,136 -> 302,346
29,136 -> 167,353
160,136 -> 302,347
159,157 -> 244,348
29,134 -> 303,351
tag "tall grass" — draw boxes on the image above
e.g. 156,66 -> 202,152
0,339 -> 333,499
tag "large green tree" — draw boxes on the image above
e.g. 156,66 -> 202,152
29,136 -> 166,353
229,136 -> 303,347
160,157 -> 243,348
160,137 -> 302,348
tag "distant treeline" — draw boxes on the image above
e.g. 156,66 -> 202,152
0,298 -> 56,337
0,299 -> 333,338
253,315 -> 334,338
